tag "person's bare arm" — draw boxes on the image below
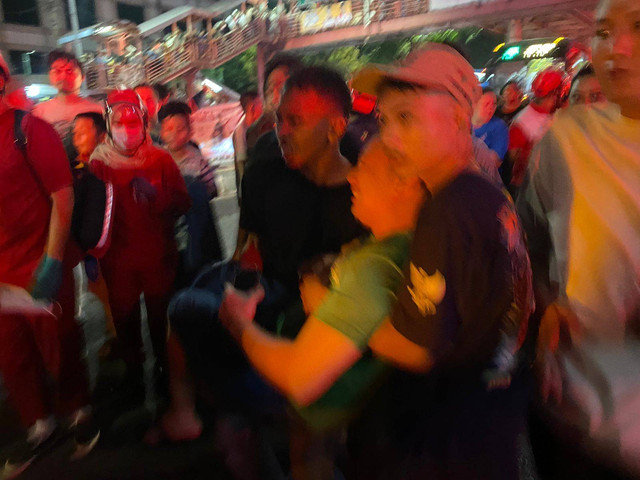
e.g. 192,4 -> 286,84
368,318 -> 433,373
46,186 -> 74,262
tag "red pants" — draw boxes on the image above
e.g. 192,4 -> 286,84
101,255 -> 176,367
0,256 -> 89,427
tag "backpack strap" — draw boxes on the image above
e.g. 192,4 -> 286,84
14,109 -> 48,199
13,109 -> 27,154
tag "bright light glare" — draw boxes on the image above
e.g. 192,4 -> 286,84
202,78 -> 222,93
26,84 -> 40,97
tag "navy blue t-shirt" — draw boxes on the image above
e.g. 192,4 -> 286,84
391,172 -> 533,379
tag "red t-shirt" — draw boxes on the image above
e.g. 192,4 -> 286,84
90,144 -> 190,270
0,109 -> 73,287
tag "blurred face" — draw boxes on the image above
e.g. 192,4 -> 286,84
569,75 -> 606,105
276,87 -> 341,170
135,86 -> 159,124
377,88 -> 462,180
592,0 -> 640,115
49,59 -> 83,95
501,83 -> 522,107
161,114 -> 191,152
73,117 -> 102,157
348,144 -> 384,229
474,92 -> 497,124
110,105 -> 145,155
264,66 -> 289,113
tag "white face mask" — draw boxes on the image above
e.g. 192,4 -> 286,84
111,126 -> 145,153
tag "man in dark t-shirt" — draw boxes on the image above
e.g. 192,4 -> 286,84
157,66 -> 365,441
352,43 -> 534,479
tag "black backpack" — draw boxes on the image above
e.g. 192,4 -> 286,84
14,110 -> 113,256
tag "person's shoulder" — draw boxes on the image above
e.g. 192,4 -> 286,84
79,97 -> 104,113
32,98 -> 55,115
432,173 -> 507,224
489,116 -> 508,131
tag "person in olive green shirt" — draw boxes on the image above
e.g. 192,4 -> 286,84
220,138 -> 425,477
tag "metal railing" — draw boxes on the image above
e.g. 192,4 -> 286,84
83,0 -> 430,90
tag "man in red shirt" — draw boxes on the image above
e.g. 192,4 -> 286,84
0,54 -> 91,476
90,90 -> 190,396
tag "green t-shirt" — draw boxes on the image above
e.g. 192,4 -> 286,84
293,233 -> 411,431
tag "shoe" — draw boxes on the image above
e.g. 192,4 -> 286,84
70,421 -> 100,461
2,418 -> 57,479
68,408 -> 100,461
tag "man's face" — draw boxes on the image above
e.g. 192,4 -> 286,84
264,66 -> 289,113
475,92 -> 497,124
276,87 -> 337,170
592,0 -> 640,109
501,83 -> 521,106
49,59 -> 83,95
377,88 -> 461,179
569,75 -> 606,105
161,114 -> 191,152
135,86 -> 159,124
73,117 -> 102,157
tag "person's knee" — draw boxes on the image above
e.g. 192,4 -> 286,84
168,288 -> 222,335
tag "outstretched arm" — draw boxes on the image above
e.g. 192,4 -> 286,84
220,287 -> 361,406
368,318 -> 433,373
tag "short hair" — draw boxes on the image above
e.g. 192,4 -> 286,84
570,63 -> 596,93
152,83 -> 171,101
263,54 -> 303,92
284,66 -> 352,118
74,111 -> 106,136
240,90 -> 259,112
500,80 -> 521,95
48,49 -> 83,75
158,101 -> 192,124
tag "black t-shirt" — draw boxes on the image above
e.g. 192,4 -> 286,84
391,172 -> 533,378
240,131 -> 366,290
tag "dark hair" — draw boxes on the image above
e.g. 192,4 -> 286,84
570,63 -> 596,94
74,112 -> 106,136
500,80 -> 521,95
263,54 -> 303,92
239,90 -> 259,112
284,66 -> 352,118
482,86 -> 496,95
48,49 -> 83,75
158,101 -> 192,124
152,83 -> 171,101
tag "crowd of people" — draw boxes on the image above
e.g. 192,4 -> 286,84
0,0 -> 639,478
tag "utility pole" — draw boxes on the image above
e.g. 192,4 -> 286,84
67,0 -> 83,57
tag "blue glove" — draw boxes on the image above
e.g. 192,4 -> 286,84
31,255 -> 63,301
130,177 -> 157,205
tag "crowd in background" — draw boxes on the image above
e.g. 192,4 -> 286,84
0,0 -> 639,479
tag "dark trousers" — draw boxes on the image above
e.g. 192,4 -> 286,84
101,256 -> 176,367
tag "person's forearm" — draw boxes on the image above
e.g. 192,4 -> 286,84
47,186 -> 74,261
240,322 -> 296,396
368,319 -> 433,373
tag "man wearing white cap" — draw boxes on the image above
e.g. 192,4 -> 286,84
0,54 -> 94,477
351,43 -> 534,478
